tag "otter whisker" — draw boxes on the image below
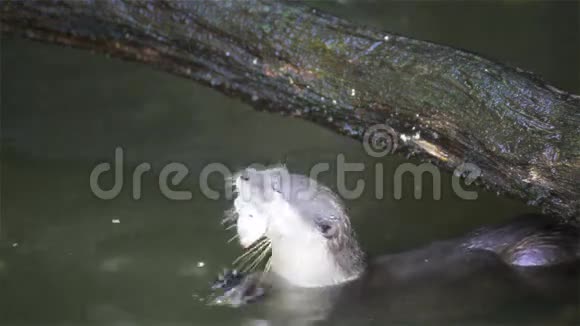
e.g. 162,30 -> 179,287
221,208 -> 238,225
232,244 -> 265,266
232,238 -> 267,262
225,223 -> 237,231
221,216 -> 236,225
263,255 -> 273,274
221,219 -> 236,227
250,237 -> 269,250
260,256 -> 273,283
265,255 -> 272,272
249,242 -> 271,271
245,242 -> 271,272
227,234 -> 240,243
232,241 -> 269,269
234,241 -> 270,272
233,238 -> 270,266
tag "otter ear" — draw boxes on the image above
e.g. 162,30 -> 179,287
317,221 -> 338,239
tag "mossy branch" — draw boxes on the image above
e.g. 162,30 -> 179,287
1,0 -> 579,219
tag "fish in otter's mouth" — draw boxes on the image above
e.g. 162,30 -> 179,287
221,165 -> 366,288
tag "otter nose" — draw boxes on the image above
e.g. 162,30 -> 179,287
240,171 -> 250,181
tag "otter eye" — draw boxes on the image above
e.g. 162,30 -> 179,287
318,222 -> 338,239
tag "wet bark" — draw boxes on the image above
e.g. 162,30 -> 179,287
1,1 -> 579,220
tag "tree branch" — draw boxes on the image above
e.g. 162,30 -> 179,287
1,0 -> 579,219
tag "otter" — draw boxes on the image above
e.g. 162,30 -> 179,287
211,165 -> 580,323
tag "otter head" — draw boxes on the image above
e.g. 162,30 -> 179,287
230,165 -> 365,288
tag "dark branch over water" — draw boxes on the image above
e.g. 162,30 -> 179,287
1,1 -> 579,220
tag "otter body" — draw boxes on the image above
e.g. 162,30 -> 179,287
462,214 -> 580,267
214,166 -> 580,323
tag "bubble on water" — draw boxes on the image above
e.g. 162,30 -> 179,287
100,256 -> 131,272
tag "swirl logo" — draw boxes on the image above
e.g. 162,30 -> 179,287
363,124 -> 398,157
454,163 -> 481,184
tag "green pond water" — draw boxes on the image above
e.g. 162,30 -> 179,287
1,1 -> 578,325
